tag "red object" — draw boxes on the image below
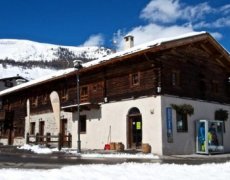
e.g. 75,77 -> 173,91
104,144 -> 110,150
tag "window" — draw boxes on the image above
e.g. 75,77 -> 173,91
30,122 -> 35,135
80,115 -> 86,133
130,73 -> 140,86
172,71 -> 180,86
176,113 -> 188,132
42,94 -> 48,104
81,86 -> 88,97
60,89 -> 68,100
31,96 -> 38,107
92,84 -> 98,92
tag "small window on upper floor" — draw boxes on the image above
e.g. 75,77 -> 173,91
31,96 -> 38,107
171,71 -> 180,87
130,73 -> 140,87
60,89 -> 68,101
92,84 -> 98,93
41,94 -> 48,104
81,86 -> 89,97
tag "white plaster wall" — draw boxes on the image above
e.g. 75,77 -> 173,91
28,113 -> 59,136
0,138 -> 8,145
161,95 -> 230,155
74,96 -> 163,155
0,137 -> 24,146
13,138 -> 24,146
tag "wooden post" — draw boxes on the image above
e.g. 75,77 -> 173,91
68,133 -> 72,148
35,133 -> 39,145
46,133 -> 50,147
26,133 -> 29,144
58,133 -> 62,151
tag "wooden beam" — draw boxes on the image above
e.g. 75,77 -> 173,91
200,43 -> 212,55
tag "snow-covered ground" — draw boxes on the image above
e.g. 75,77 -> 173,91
5,144 -> 230,179
18,144 -> 158,159
0,162 -> 230,180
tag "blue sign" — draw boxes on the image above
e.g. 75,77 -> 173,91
166,107 -> 173,143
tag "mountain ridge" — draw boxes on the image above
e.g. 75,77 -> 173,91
0,39 -> 112,80
0,39 -> 111,61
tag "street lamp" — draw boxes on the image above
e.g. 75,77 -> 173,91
73,60 -> 83,153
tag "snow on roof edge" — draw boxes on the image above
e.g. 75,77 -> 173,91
83,31 -> 207,68
0,68 -> 75,97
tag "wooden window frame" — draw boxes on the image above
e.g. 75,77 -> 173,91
31,96 -> 38,107
42,94 -> 48,105
171,70 -> 180,87
60,89 -> 69,101
130,72 -> 140,87
80,86 -> 89,97
92,84 -> 98,93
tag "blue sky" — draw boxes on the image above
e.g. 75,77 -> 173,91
0,0 -> 230,51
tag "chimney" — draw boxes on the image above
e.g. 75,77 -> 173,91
124,35 -> 134,50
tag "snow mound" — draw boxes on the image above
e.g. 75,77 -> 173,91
18,144 -> 58,154
1,162 -> 230,179
18,144 -> 158,159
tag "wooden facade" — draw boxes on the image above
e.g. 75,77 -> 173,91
0,32 -> 230,145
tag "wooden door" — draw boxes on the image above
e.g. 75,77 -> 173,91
39,121 -> 45,142
60,119 -> 68,144
128,115 -> 142,149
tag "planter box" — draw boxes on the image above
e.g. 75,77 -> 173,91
115,142 -> 124,151
142,143 -> 151,153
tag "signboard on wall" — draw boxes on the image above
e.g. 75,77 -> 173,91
166,107 -> 173,143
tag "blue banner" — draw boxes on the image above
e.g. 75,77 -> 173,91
166,107 -> 173,143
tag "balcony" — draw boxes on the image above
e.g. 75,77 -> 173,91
61,102 -> 100,112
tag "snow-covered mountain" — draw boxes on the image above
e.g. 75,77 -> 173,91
0,39 -> 111,61
0,64 -> 57,80
0,39 -> 112,80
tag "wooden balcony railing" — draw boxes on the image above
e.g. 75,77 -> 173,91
26,132 -> 72,150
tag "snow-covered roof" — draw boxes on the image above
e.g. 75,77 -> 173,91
0,75 -> 28,81
0,68 -> 75,96
0,31 -> 213,97
83,31 -> 207,68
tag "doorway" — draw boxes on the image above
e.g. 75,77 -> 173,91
127,107 -> 142,149
60,119 -> 68,145
39,121 -> 45,142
